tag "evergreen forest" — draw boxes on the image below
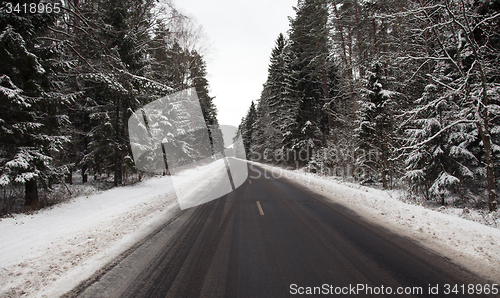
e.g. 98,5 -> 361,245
0,0 -> 220,214
238,0 -> 500,212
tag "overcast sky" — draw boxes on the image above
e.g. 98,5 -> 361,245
176,0 -> 297,127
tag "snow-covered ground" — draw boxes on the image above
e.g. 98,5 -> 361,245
2,160 -> 500,297
0,159 -> 227,298
250,162 -> 500,284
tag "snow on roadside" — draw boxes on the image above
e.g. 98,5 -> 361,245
0,159 -> 226,298
250,162 -> 500,283
2,159 -> 499,297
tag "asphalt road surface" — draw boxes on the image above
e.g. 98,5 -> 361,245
69,161 -> 487,298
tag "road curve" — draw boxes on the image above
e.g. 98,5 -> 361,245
69,161 -> 487,298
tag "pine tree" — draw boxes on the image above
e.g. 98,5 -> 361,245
288,0 -> 337,164
249,34 -> 298,163
237,102 -> 257,158
403,84 -> 479,205
470,0 -> 500,211
250,90 -> 272,160
189,50 -> 223,154
266,34 -> 298,157
149,20 -> 172,85
397,0 -> 500,210
0,1 -> 69,208
69,0 -> 162,186
0,0 -> 220,214
356,62 -> 396,188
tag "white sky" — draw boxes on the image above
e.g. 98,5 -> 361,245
176,0 -> 297,127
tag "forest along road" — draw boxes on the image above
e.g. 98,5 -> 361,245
71,161 -> 487,298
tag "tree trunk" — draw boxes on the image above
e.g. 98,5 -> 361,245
82,164 -> 88,183
332,1 -> 354,106
477,122 -> 497,211
381,142 -> 388,189
477,63 -> 497,212
372,18 -> 378,58
114,98 -> 122,187
354,0 -> 363,77
462,20 -> 498,211
332,1 -> 348,67
114,151 -> 122,186
381,158 -> 388,189
24,179 -> 39,210
161,143 -> 170,175
66,168 -> 73,184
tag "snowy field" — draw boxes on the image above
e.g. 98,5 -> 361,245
1,160 -> 500,297
250,162 -> 500,284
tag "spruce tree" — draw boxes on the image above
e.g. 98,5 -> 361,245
356,62 -> 395,188
265,34 -> 298,159
71,0 -> 160,186
238,102 -> 257,158
403,84 -> 479,205
189,50 -> 223,154
288,0 -> 337,164
0,1 -> 68,208
250,90 -> 272,160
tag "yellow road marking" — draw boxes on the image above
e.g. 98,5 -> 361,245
249,180 -> 252,184
256,201 -> 264,216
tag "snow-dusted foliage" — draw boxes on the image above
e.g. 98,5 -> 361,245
397,0 -> 500,210
0,7 -> 70,209
1,0 -> 219,214
237,101 -> 257,159
2,0 -> 499,214
262,34 -> 298,155
63,0 -> 219,188
237,0 -> 500,211
287,0 -> 335,163
402,84 -> 479,204
242,0 -> 339,168
355,62 -> 397,189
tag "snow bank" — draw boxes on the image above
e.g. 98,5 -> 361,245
0,159 -> 226,298
250,162 -> 500,283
